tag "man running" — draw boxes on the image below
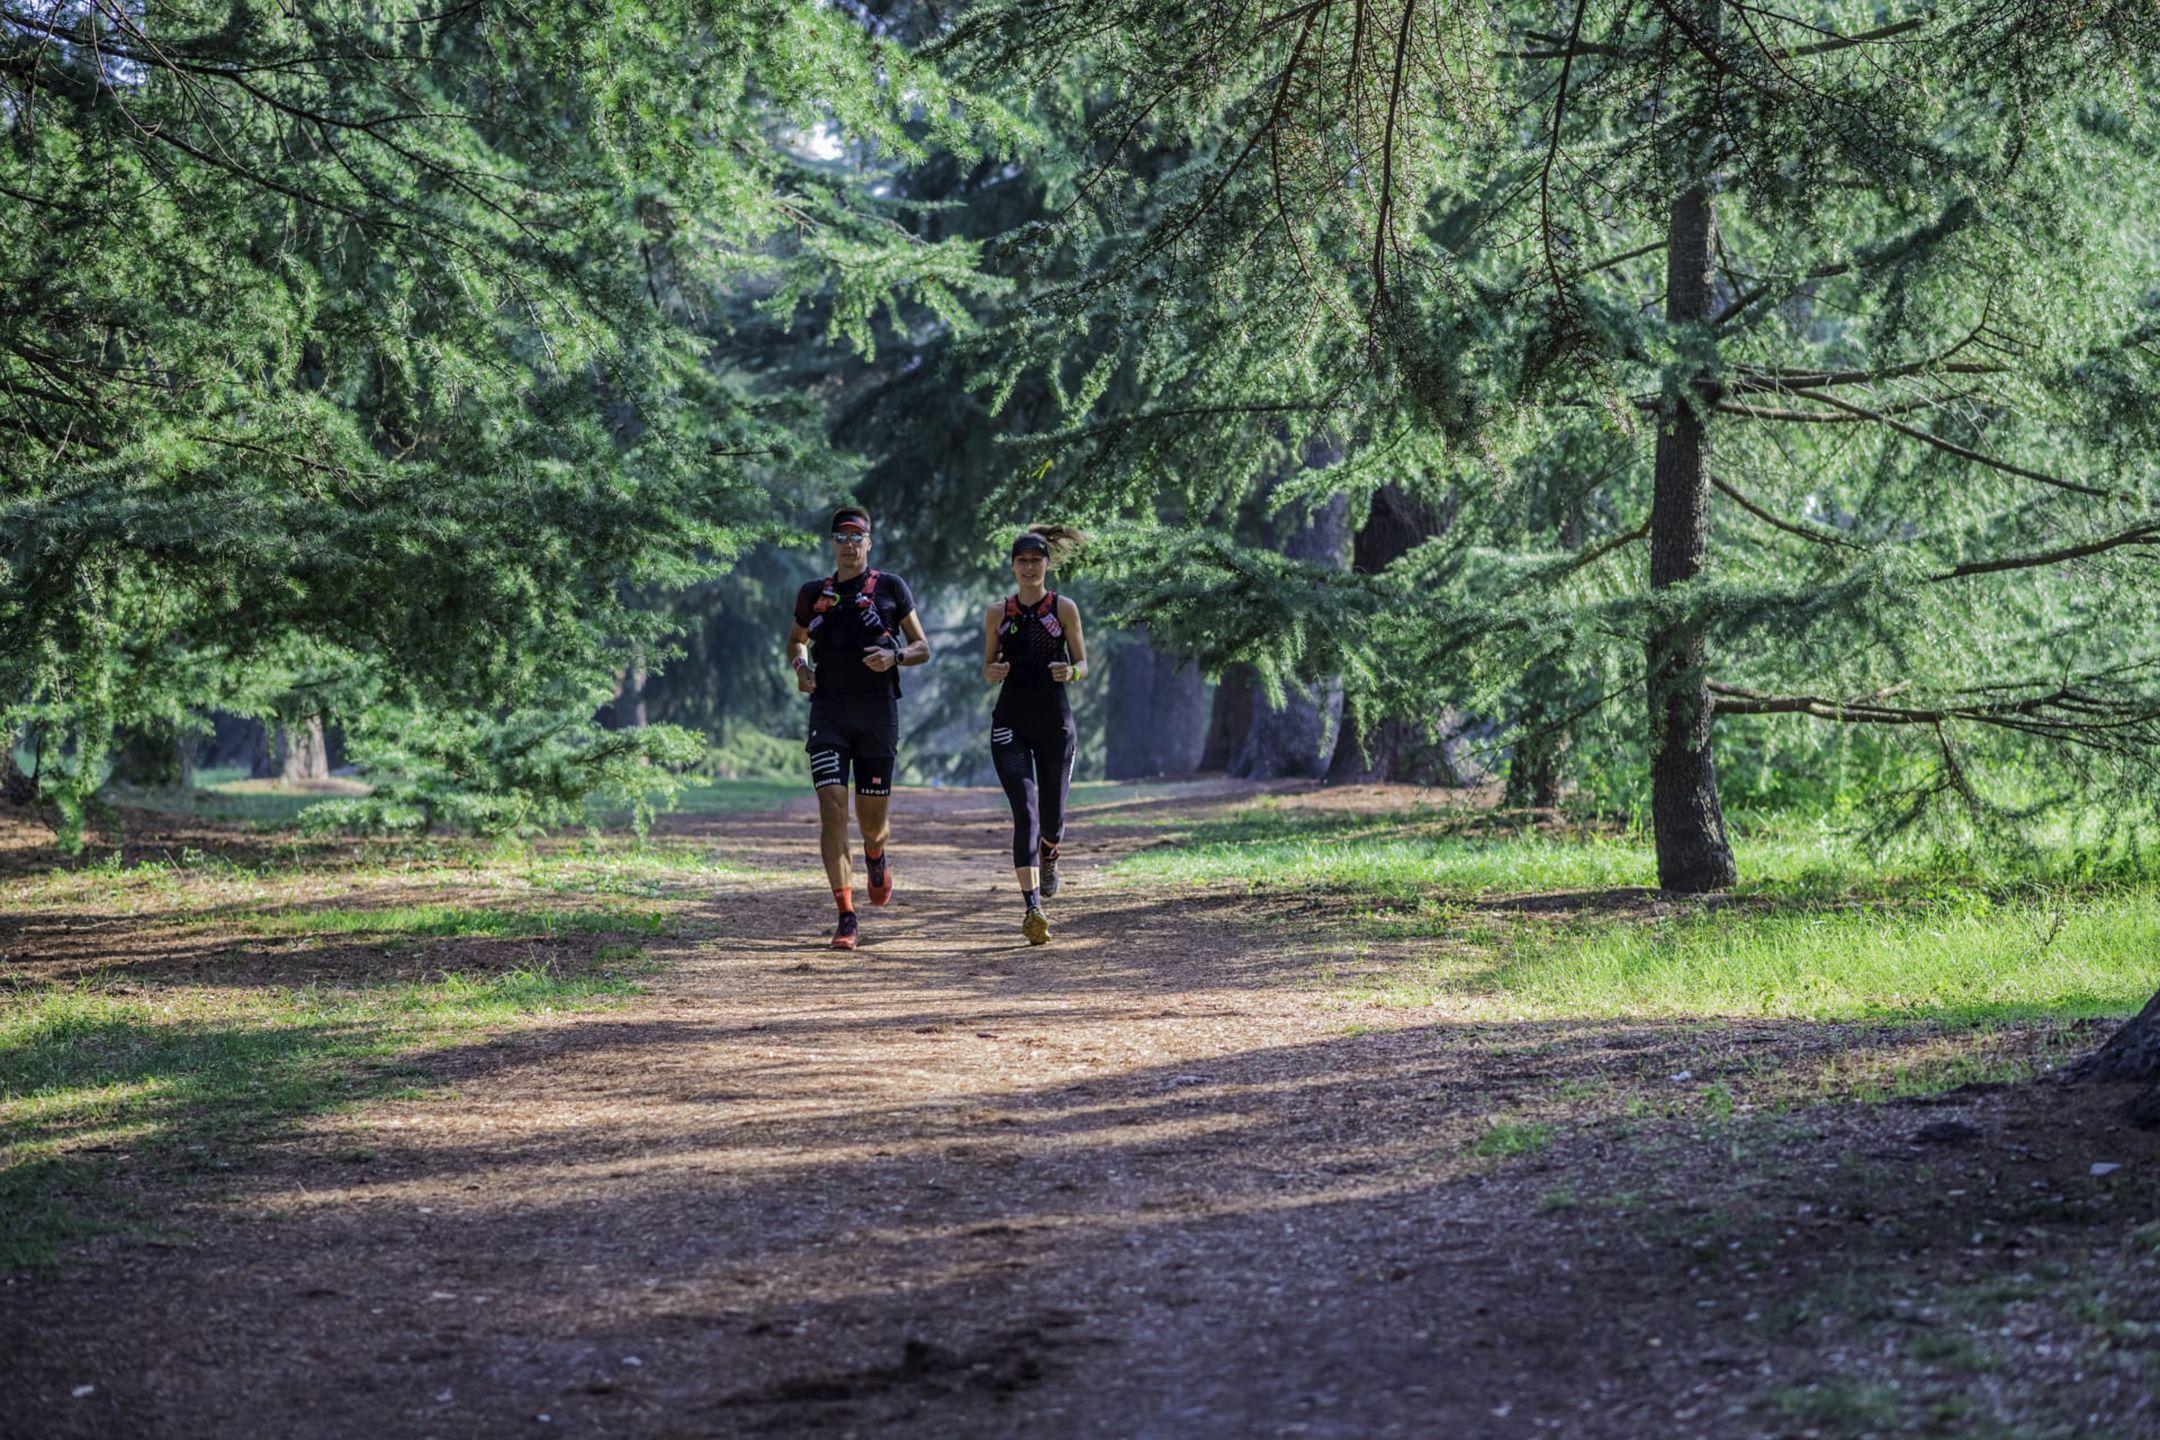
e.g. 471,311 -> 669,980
982,528 -> 1089,945
787,506 -> 929,950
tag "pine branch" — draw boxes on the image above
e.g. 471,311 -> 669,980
1709,474 -> 1863,548
1728,360 -> 2007,390
1931,522 -> 2160,581
1564,514 -> 1651,571
1715,397 -> 1941,423
1783,388 -> 2122,500
1780,17 -> 1926,58
1709,682 -> 2160,746
1535,0 -> 1594,325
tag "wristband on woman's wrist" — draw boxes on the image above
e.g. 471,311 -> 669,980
791,656 -> 810,672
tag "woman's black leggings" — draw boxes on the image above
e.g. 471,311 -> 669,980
991,709 -> 1077,869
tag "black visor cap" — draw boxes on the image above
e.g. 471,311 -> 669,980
1011,533 -> 1050,558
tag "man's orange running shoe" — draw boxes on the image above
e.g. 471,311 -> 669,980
831,912 -> 859,950
866,851 -> 893,906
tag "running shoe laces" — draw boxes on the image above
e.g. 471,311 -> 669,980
866,850 -> 892,906
831,911 -> 860,951
1038,842 -> 1060,899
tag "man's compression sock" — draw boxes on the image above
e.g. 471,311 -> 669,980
833,887 -> 854,915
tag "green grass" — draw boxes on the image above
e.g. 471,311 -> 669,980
0,967 -> 641,1269
1363,893 -> 2160,1022
232,902 -> 673,943
1470,1120 -> 1554,1157
116,768 -> 352,828
1111,803 -> 2160,1023
1110,800 -> 2160,896
657,776 -> 806,814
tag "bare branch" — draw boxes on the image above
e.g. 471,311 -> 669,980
1709,474 -> 1864,549
1931,522 -> 2160,581
1783,388 -> 2123,500
1780,16 -> 1926,57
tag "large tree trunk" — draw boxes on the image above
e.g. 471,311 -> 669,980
201,712 -> 264,772
254,717 -> 330,783
1329,484 -> 1458,784
1502,699 -> 1565,810
597,662 -> 648,730
1,740 -> 36,807
1199,665 -> 1256,772
1232,491 -> 1349,780
2072,991 -> 2160,1127
108,726 -> 193,788
1106,630 -> 1208,778
1644,174 -> 1738,893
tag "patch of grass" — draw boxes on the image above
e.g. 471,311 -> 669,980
659,777 -> 805,815
1469,1120 -> 1553,1158
1114,816 -> 1656,899
232,902 -> 673,944
0,967 -> 638,1269
1906,1329 -> 1995,1370
1117,804 -> 2160,1022
1467,899 -> 2159,1022
1771,1378 -> 1902,1430
110,769 -> 362,829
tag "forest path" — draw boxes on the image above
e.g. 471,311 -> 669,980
5,784 -> 2154,1439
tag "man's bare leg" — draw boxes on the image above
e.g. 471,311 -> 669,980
818,785 -> 853,893
857,793 -> 891,860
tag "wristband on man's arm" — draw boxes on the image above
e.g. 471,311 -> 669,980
791,656 -> 810,672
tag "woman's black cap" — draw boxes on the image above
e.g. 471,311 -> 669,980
1011,533 -> 1050,558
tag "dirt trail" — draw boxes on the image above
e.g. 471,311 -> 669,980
5,785 -> 2158,1439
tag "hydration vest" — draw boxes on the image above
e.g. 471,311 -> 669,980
1001,591 -> 1064,642
1000,592 -> 1067,683
808,569 -> 896,649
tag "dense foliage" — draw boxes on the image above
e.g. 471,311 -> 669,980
932,0 -> 2160,884
0,0 -> 1009,829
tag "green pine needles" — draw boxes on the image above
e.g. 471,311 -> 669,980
0,0 -> 1012,834
941,0 -> 2160,887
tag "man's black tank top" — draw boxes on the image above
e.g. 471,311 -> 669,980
995,591 -> 1070,721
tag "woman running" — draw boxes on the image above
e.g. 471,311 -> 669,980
982,527 -> 1089,945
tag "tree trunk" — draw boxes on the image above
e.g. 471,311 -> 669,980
1106,629 -> 1208,778
2071,990 -> 2160,1127
1200,665 -> 1256,772
1328,712 -> 1462,785
109,726 -> 193,789
1232,491 -> 1349,780
1329,484 -> 1459,784
1644,174 -> 1738,893
1,740 -> 35,807
598,662 -> 648,730
1503,702 -> 1565,810
255,716 -> 330,783
202,712 -> 264,772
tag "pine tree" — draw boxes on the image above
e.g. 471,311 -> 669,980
935,0 -> 2160,891
1,0 -> 1010,827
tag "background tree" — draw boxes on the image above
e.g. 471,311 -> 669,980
934,0 -> 2160,890
0,0 -> 1010,829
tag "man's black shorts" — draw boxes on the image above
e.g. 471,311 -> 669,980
806,697 -> 898,797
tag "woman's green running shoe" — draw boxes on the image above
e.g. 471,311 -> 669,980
1022,907 -> 1052,946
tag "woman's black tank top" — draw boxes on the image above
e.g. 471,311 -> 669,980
995,592 -> 1071,719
